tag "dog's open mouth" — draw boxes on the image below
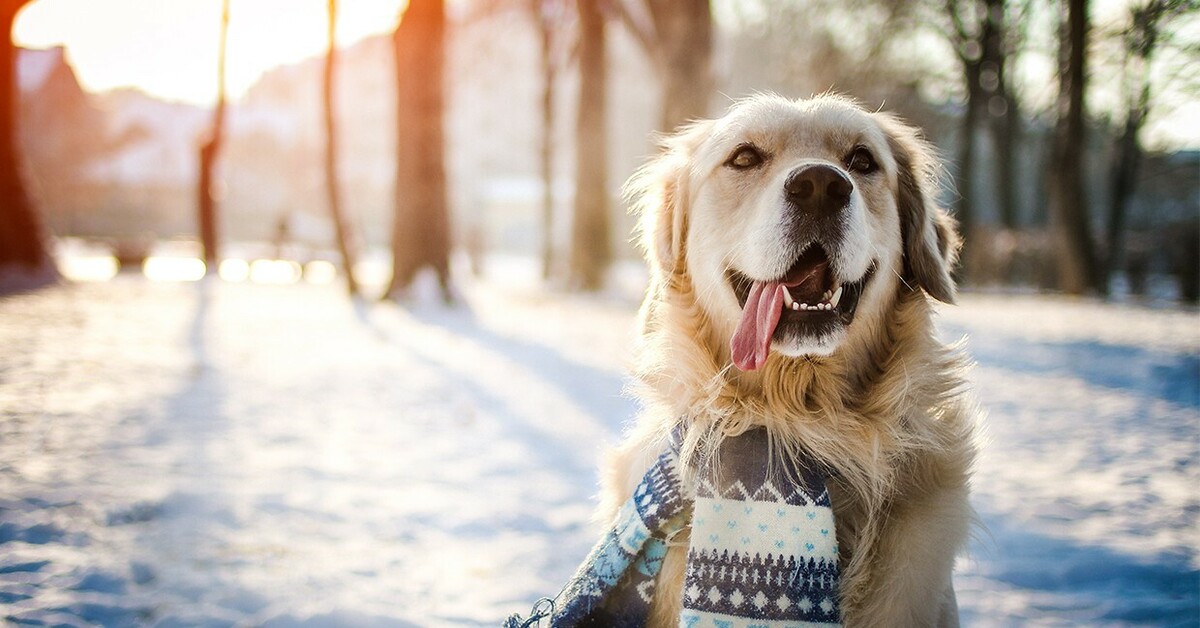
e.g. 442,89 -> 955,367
727,245 -> 875,371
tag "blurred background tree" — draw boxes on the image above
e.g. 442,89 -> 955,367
1,0 -> 55,286
568,0 -> 610,291
530,0 -> 569,281
385,0 -> 451,301
568,0 -> 717,290
195,0 -> 228,275
940,0 -> 1023,239
1099,0 -> 1195,295
324,0 -> 361,296
1048,0 -> 1101,295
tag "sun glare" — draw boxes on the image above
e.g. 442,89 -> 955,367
14,0 -> 404,105
143,257 -> 207,282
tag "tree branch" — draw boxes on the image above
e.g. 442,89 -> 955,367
607,0 -> 659,60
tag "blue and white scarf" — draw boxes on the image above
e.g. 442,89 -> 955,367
507,428 -> 841,627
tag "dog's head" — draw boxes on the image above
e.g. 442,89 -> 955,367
631,94 -> 959,372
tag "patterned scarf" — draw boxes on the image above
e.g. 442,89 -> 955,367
506,428 -> 841,627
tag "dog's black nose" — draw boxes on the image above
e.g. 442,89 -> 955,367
784,165 -> 853,216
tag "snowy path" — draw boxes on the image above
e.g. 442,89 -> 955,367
1,274 -> 1197,626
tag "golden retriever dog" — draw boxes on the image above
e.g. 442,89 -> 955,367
602,94 -> 976,627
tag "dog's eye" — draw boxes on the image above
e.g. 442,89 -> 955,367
725,144 -> 764,170
846,147 -> 877,174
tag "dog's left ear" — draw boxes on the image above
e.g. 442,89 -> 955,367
880,115 -> 960,304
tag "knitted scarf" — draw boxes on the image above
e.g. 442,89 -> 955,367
506,428 -> 841,627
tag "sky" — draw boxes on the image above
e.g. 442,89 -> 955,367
15,0 -> 406,105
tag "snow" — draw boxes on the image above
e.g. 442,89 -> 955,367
1,257 -> 1197,626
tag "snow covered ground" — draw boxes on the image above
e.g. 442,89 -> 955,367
1,258 -> 1197,627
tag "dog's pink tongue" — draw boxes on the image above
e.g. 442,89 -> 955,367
731,281 -> 784,371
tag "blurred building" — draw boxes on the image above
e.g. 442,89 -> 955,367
19,46 -> 208,241
18,46 -> 106,235
225,5 -> 658,257
86,89 -> 208,238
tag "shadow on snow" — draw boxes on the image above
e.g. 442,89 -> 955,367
945,322 -> 1200,409
965,506 -> 1200,625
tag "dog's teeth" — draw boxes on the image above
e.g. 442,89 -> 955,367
830,285 -> 844,308
781,286 -> 795,308
791,302 -> 800,310
800,303 -> 809,310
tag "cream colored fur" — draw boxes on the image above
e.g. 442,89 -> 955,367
600,94 -> 977,627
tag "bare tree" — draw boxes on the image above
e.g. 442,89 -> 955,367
1048,0 -> 1100,294
531,0 -> 569,280
0,0 -> 56,286
569,0 -> 610,290
944,0 -> 1023,238
987,0 -> 1024,231
565,0 -> 714,291
612,0 -> 713,132
324,0 -> 360,296
1102,0 -> 1193,292
385,0 -> 453,302
196,0 -> 229,275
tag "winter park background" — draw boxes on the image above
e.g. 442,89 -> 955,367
2,0 -> 1200,626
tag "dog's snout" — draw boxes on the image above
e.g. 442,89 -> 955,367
785,165 -> 853,216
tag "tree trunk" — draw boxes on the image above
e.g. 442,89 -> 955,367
569,0 -> 611,291
947,0 -> 1022,281
946,0 -> 988,247
0,0 -> 55,283
651,0 -> 713,133
196,0 -> 229,275
533,0 -> 558,281
982,0 -> 1020,230
1103,1 -> 1163,293
385,0 -> 452,302
1104,113 -> 1141,290
1049,0 -> 1099,295
953,51 -> 983,285
324,0 -> 360,296
991,98 -> 1020,229
955,61 -> 981,243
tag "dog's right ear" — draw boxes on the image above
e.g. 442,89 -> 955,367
627,121 -> 712,279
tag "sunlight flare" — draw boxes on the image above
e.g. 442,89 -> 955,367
143,256 -> 206,282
